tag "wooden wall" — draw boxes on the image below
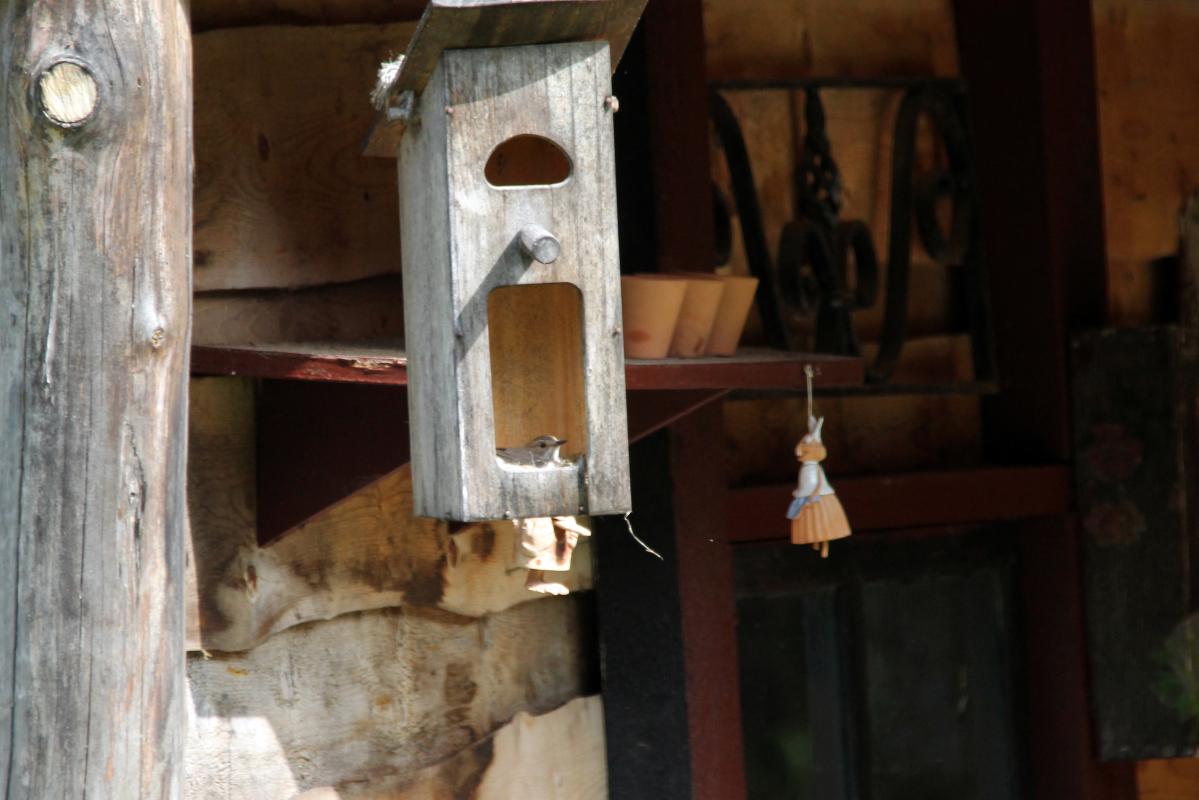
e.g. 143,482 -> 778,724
186,378 -> 602,797
1092,0 -> 1199,795
1094,0 -> 1199,326
702,0 -> 981,484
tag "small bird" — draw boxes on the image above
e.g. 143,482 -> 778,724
496,435 -> 568,468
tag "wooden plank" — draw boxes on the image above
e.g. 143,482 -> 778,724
0,2 -> 191,796
193,277 -> 405,347
1017,518 -> 1137,799
637,0 -> 715,274
671,404 -> 748,800
191,342 -> 864,390
285,695 -> 607,799
191,0 -> 426,31
1093,0 -> 1199,325
363,0 -> 647,156
1137,759 -> 1199,800
593,432 -> 694,800
727,466 -> 1072,542
703,0 -> 958,81
1073,327 -> 1199,760
185,597 -> 595,798
955,0 -> 1107,464
194,24 -> 413,291
187,378 -> 593,652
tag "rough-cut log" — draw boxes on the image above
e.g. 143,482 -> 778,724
187,378 -> 591,652
0,1 -> 192,797
291,695 -> 607,799
185,599 -> 594,798
194,24 -> 413,291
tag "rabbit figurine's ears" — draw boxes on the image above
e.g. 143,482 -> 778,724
803,415 -> 825,444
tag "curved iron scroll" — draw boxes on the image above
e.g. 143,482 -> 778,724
710,80 -> 993,387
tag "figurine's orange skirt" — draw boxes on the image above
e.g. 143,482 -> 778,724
790,494 -> 851,545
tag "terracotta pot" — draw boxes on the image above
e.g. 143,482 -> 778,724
620,276 -> 687,359
666,274 -> 726,357
705,275 -> 759,356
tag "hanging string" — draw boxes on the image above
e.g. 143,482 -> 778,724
624,511 -> 663,561
805,364 -> 818,426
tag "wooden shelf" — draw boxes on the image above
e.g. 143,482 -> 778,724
190,343 -> 864,390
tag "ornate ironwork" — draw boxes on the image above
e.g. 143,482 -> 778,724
710,78 -> 994,388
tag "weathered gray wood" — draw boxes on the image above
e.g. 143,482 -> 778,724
185,598 -> 593,797
400,42 -> 631,521
0,1 -> 192,797
364,0 -> 647,156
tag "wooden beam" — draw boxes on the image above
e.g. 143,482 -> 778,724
955,0 -> 1108,463
1017,518 -> 1136,800
671,403 -> 747,800
0,1 -> 191,796
595,406 -> 747,800
727,466 -> 1073,542
191,0 -> 426,31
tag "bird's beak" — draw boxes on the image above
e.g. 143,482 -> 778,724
551,437 -> 567,446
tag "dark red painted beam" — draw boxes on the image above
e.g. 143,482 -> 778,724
727,466 -> 1073,542
192,343 -> 863,391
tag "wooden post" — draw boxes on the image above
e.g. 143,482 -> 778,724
0,2 -> 192,797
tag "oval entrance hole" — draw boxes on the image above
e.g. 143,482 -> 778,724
485,135 -> 572,188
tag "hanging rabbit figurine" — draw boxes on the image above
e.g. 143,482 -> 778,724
787,367 -> 851,557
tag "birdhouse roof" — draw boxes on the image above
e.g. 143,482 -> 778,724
390,0 -> 645,101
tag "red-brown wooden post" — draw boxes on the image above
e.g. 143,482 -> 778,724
0,1 -> 192,797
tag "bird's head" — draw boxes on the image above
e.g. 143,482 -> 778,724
528,434 -> 567,453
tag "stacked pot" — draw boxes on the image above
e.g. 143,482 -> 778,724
620,273 -> 759,359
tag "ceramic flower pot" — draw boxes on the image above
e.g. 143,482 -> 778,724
620,275 -> 687,359
705,274 -> 759,356
664,274 -> 726,357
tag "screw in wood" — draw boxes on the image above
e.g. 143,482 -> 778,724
38,61 -> 98,128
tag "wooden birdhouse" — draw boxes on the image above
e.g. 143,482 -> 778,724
368,1 -> 646,521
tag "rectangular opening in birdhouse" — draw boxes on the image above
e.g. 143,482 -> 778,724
487,283 -> 588,466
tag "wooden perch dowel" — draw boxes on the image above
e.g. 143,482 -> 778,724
518,223 -> 562,264
0,1 -> 192,796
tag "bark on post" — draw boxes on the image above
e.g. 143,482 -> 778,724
0,2 -> 191,797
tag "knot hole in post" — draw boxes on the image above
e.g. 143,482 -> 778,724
38,61 -> 98,128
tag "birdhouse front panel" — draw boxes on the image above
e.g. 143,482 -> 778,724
399,41 -> 631,521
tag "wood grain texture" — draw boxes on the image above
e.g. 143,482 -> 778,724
1093,0 -> 1199,325
1137,759 -> 1199,800
275,695 -> 606,799
1073,328 -> 1199,759
185,598 -> 594,798
364,0 -> 647,155
399,42 -> 629,520
194,24 -> 413,291
187,378 -> 592,652
703,0 -> 959,80
191,0 -> 426,31
193,277 -> 405,346
0,1 -> 191,797
727,466 -> 1072,541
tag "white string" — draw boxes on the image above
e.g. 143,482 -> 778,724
624,511 -> 664,560
805,364 -> 816,424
